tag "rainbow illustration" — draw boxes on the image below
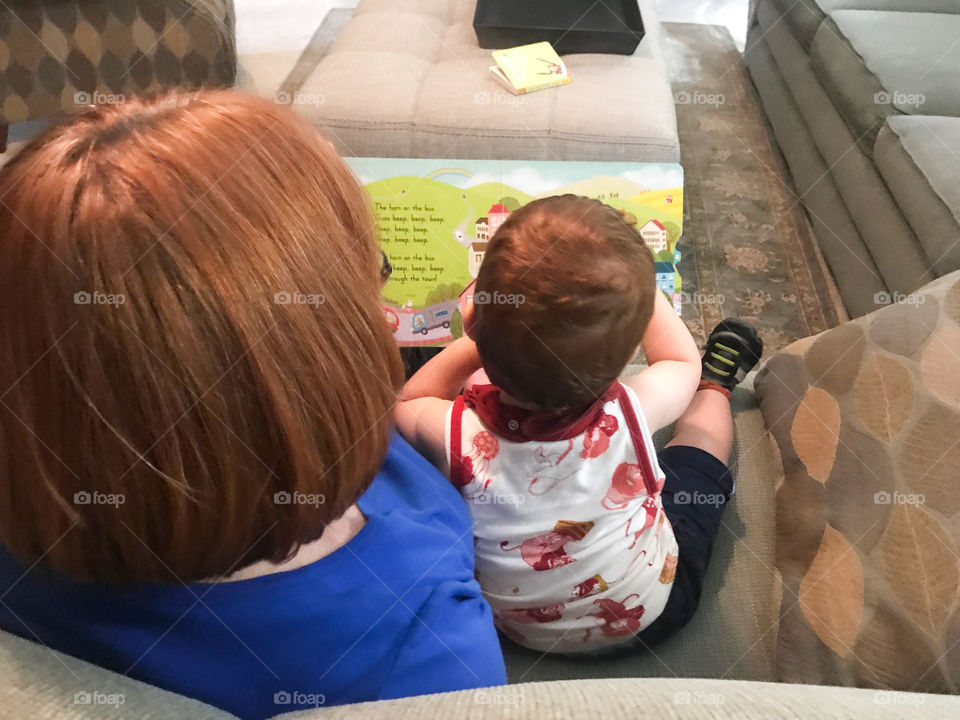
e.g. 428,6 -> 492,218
426,168 -> 473,182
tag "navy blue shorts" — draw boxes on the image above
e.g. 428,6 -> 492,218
633,444 -> 734,646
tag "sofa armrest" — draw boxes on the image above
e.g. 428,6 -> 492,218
282,677 -> 960,719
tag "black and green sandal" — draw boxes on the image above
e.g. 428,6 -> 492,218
701,319 -> 764,391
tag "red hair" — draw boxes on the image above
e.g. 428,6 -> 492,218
0,90 -> 403,583
474,195 -> 656,410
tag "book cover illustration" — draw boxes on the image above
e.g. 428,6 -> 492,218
490,41 -> 571,95
345,158 -> 684,347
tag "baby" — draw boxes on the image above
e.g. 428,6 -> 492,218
395,195 -> 762,653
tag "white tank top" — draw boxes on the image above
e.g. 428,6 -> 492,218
446,382 -> 679,653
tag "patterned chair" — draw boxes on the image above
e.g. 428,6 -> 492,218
0,0 -> 236,150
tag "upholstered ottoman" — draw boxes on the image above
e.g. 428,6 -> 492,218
290,0 -> 679,162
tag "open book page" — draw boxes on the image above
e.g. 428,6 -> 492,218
345,158 -> 684,347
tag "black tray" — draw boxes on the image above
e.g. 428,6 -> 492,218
473,0 -> 645,55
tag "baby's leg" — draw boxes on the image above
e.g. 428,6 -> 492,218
665,385 -> 733,463
634,319 -> 763,648
665,318 -> 764,461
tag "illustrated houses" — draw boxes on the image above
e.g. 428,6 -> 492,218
469,203 -> 511,277
654,261 -> 676,293
475,217 -> 489,241
639,218 -> 669,252
468,242 -> 486,277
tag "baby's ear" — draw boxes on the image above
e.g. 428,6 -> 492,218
462,298 -> 476,339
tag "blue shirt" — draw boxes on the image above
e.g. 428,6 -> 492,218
0,434 -> 506,719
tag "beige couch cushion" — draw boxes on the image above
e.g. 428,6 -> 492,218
283,677 -> 960,719
0,628 -> 231,719
292,0 -> 680,162
755,270 -> 960,691
5,628 -> 960,720
875,115 -> 960,278
809,10 -> 960,156
771,0 -> 960,51
500,376 -> 781,683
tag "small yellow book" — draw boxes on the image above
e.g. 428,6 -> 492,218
489,41 -> 572,95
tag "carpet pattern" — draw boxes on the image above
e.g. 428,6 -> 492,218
664,22 -> 846,352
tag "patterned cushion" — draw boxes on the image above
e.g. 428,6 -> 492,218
755,270 -> 960,691
0,0 -> 236,123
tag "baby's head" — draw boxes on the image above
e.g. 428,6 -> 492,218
470,195 -> 657,410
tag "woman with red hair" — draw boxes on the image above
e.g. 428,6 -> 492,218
0,91 -> 505,718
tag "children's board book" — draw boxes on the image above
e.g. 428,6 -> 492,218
489,41 -> 571,95
344,158 -> 684,348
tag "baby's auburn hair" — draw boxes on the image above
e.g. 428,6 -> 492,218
473,195 -> 657,410
0,90 -> 402,583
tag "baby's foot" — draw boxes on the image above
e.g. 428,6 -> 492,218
701,319 -> 764,391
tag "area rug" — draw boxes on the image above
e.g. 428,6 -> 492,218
283,14 -> 846,355
664,22 -> 846,351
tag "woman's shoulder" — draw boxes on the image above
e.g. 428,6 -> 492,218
359,432 -> 471,527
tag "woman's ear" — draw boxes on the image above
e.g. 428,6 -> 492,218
462,298 -> 476,339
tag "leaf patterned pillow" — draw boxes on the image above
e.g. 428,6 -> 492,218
755,271 -> 960,693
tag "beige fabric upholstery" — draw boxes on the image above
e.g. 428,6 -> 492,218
4,624 -> 960,720
280,677 -> 960,719
772,0 -> 960,51
810,10 -> 960,157
745,0 -> 960,314
501,375 -> 781,683
0,629 -> 231,719
292,0 -> 680,162
875,116 -> 960,278
753,0 -> 934,303
755,270 -> 960,692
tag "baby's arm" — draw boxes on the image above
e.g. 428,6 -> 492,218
620,291 -> 701,432
394,337 -> 484,475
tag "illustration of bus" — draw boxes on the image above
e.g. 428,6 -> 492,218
412,302 -> 456,335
